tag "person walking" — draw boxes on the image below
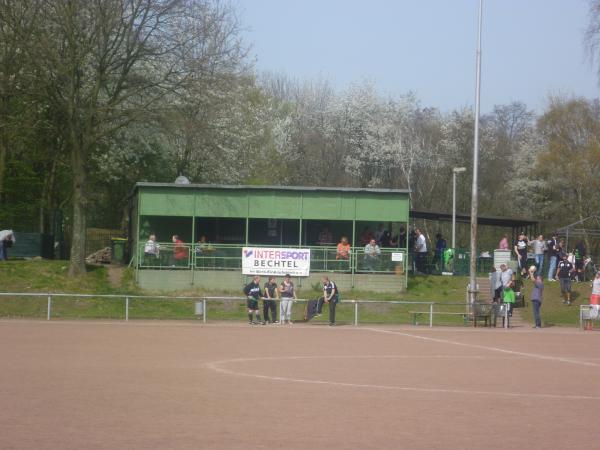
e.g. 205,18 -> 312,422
279,274 -> 296,324
321,276 -> 339,326
263,276 -> 279,324
243,275 -> 263,325
530,275 -> 544,328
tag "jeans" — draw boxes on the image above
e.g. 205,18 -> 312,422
532,300 -> 542,327
280,298 -> 293,321
547,256 -> 557,280
534,254 -> 544,276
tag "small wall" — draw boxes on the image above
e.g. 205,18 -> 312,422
138,269 -> 406,293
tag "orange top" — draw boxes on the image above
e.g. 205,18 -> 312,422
336,242 -> 350,260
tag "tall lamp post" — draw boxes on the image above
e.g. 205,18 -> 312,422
469,0 -> 484,304
452,167 -> 466,251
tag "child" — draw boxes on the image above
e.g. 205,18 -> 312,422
502,281 -> 516,320
243,275 -> 263,325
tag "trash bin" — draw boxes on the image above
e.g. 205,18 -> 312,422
111,238 -> 127,264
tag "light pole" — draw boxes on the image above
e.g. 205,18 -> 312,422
469,0 -> 484,305
452,167 -> 466,251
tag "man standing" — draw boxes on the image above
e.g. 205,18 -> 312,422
321,276 -> 339,326
546,233 -> 559,281
263,276 -> 279,324
530,235 -> 546,277
530,275 -> 544,328
556,254 -> 574,305
514,232 -> 529,278
243,275 -> 263,324
414,228 -> 428,274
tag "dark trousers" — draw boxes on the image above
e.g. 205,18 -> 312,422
317,296 -> 337,323
416,252 -> 427,273
532,300 -> 542,327
263,299 -> 277,322
329,296 -> 337,324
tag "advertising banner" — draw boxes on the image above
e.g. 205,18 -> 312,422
242,247 -> 311,276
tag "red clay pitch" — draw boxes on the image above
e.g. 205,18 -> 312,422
1,320 -> 599,449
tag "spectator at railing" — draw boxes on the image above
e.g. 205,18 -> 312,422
0,230 -> 15,261
364,238 -> 381,271
144,234 -> 160,260
172,235 -> 188,266
195,235 -> 208,256
336,236 -> 351,271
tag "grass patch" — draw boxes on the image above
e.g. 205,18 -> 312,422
0,260 -> 589,327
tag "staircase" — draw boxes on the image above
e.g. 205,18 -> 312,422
475,276 -> 528,328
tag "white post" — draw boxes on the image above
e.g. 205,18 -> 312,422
354,301 -> 358,326
47,295 -> 52,321
429,303 -> 433,328
203,298 -> 207,323
125,296 -> 129,321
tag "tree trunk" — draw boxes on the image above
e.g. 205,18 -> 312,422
0,137 -> 6,205
68,142 -> 87,276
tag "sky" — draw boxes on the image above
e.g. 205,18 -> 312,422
237,0 -> 599,113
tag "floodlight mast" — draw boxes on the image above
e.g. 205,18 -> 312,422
469,0 -> 483,305
452,167 -> 467,251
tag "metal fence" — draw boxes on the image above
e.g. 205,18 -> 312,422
0,292 -> 510,328
138,243 -> 407,274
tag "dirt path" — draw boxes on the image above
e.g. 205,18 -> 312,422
107,266 -> 124,288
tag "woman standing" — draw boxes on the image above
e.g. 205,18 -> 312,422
279,274 -> 296,324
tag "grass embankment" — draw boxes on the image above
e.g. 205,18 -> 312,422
0,260 -> 588,326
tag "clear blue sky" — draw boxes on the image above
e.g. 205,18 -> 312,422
237,0 -> 599,113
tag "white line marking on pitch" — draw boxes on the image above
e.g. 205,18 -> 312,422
205,355 -> 600,401
362,327 -> 600,368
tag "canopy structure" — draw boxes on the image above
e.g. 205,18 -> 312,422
555,215 -> 600,254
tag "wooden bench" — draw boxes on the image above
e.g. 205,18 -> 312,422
410,311 -> 468,326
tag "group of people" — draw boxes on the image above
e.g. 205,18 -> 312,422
501,232 -> 587,283
243,275 -> 339,326
491,263 -> 544,328
144,234 -> 215,265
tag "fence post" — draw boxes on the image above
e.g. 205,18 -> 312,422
47,295 -> 52,321
125,296 -> 129,322
429,303 -> 433,328
203,298 -> 207,323
354,301 -> 358,326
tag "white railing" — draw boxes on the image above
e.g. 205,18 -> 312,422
0,293 -> 510,328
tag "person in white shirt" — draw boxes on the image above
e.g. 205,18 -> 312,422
364,239 -> 381,271
414,228 -> 428,274
144,234 -> 160,260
